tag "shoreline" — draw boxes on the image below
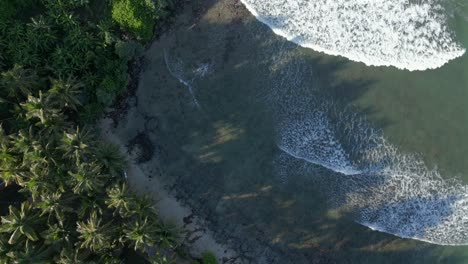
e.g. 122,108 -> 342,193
100,117 -> 241,263
100,2 -> 246,262
98,1 -> 318,263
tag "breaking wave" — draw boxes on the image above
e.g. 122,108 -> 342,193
274,94 -> 468,245
240,0 -> 466,70
263,46 -> 468,246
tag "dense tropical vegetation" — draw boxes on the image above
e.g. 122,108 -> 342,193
0,0 -> 185,262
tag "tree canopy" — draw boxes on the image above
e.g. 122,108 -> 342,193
0,0 -> 179,262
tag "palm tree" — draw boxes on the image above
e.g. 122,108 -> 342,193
6,241 -> 49,264
76,210 -> 112,252
27,16 -> 57,52
41,224 -> 72,252
68,163 -> 105,195
0,128 -> 35,187
123,217 -> 158,252
59,127 -> 92,164
11,128 -> 40,155
77,195 -> 103,219
0,64 -> 39,99
12,128 -> 49,179
153,222 -> 178,250
0,202 -> 41,244
38,192 -> 74,226
55,248 -> 89,264
22,174 -> 56,201
48,77 -> 82,111
0,143 -> 25,186
94,142 -> 126,177
131,194 -> 157,220
20,90 -> 60,126
105,182 -> 132,217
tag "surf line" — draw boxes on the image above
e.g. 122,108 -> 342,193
277,144 -> 362,176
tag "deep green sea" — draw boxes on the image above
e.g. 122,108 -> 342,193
141,0 -> 468,262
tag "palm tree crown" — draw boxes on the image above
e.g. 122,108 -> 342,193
0,202 -> 41,244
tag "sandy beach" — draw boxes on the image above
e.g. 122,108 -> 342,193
99,3 -> 255,263
100,117 -> 240,263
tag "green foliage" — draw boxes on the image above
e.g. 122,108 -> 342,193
0,83 -> 180,261
0,0 -> 179,262
0,65 -> 40,99
0,0 -> 38,23
41,0 -> 90,10
115,40 -> 144,60
48,77 -> 83,111
202,251 -> 218,264
95,142 -> 127,177
0,2 -> 16,24
76,210 -> 112,252
111,0 -> 170,41
0,3 -> 133,122
0,202 -> 41,244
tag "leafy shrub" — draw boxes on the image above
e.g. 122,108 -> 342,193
115,40 -> 144,60
41,0 -> 89,10
0,0 -> 37,23
111,0 -> 169,41
202,251 -> 218,264
80,103 -> 104,123
0,2 -> 16,23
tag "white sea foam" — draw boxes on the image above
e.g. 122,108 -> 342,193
263,43 -> 468,245
276,107 -> 361,175
240,0 -> 466,70
352,138 -> 468,245
275,100 -> 468,244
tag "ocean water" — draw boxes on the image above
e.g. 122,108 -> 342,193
237,0 -> 468,246
140,0 -> 468,262
240,0 -> 466,71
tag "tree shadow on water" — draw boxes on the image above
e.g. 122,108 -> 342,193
130,1 -> 468,263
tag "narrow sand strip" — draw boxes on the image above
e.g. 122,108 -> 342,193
100,118 -> 241,263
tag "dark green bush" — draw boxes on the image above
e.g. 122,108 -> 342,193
0,0 -> 37,23
202,251 -> 218,264
0,2 -> 16,23
111,0 -> 170,41
115,40 -> 144,60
